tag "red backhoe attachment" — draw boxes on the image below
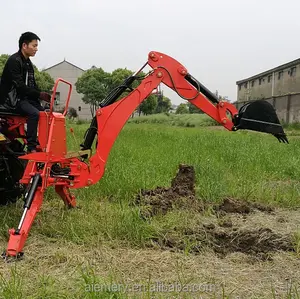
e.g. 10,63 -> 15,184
0,51 -> 287,260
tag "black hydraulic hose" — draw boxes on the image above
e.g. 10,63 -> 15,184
80,76 -> 136,151
80,62 -> 148,152
14,173 -> 41,235
100,76 -> 136,108
185,74 -> 219,104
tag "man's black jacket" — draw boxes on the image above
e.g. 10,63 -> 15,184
0,51 -> 40,104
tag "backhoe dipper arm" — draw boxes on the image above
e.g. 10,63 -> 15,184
71,51 -> 238,189
147,51 -> 238,130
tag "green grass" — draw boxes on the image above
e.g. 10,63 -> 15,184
127,113 -> 219,127
0,116 -> 300,298
66,117 -> 300,208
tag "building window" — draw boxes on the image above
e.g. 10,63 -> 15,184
268,75 -> 272,83
259,78 -> 263,85
289,66 -> 296,77
278,71 -> 283,80
55,92 -> 60,105
244,82 -> 247,88
78,106 -> 81,111
239,85 -> 241,90
251,80 -> 255,87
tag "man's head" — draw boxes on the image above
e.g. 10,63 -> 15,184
19,32 -> 40,58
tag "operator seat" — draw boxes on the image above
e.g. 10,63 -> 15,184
0,103 -> 22,117
0,77 -> 22,117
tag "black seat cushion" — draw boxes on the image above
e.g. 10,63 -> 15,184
0,103 -> 22,117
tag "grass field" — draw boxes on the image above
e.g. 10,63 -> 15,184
0,114 -> 300,298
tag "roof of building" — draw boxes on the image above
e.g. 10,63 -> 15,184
43,59 -> 85,72
236,57 -> 300,85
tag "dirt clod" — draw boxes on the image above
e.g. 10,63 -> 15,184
217,198 -> 251,214
135,164 -> 202,218
215,197 -> 274,215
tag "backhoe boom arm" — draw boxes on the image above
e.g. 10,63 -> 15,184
71,51 -> 238,189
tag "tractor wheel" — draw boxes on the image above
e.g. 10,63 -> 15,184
0,141 -> 27,205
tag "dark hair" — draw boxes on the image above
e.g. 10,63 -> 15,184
19,32 -> 41,50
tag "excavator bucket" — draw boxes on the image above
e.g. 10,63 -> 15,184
234,100 -> 288,143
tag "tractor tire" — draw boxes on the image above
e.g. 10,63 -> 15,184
0,141 -> 27,205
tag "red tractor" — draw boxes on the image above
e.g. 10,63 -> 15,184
0,51 -> 288,260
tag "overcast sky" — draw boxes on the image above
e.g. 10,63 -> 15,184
1,0 -> 300,105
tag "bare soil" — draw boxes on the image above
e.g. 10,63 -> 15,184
135,164 -> 299,262
135,164 -> 203,218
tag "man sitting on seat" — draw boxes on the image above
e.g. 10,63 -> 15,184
0,32 -> 51,153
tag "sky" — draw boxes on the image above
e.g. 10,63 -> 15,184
1,0 -> 300,105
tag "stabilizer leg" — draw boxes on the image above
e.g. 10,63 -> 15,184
3,174 -> 43,260
55,185 -> 76,208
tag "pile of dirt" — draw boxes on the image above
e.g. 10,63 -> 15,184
135,164 -> 203,218
135,165 -> 296,260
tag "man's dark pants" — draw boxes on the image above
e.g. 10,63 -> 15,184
16,99 -> 45,151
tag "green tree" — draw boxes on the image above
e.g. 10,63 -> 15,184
110,68 -> 156,117
0,54 -> 10,75
34,68 -> 55,92
176,103 -> 189,114
75,67 -> 111,117
76,66 -> 160,117
138,95 -> 157,115
109,68 -> 141,103
0,54 -> 54,92
109,68 -> 159,116
68,107 -> 78,119
110,68 -> 135,90
155,94 -> 172,113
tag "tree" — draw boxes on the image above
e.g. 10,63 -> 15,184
0,54 -> 54,92
138,95 -> 157,115
176,103 -> 189,114
110,68 -> 135,90
34,67 -> 55,92
109,68 -> 159,116
76,67 -> 143,117
76,66 -> 159,117
112,69 -> 161,116
75,67 -> 111,117
68,107 -> 78,119
0,54 -> 10,75
155,94 -> 172,113
109,68 -> 142,103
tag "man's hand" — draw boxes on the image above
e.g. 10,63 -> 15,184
40,92 -> 51,103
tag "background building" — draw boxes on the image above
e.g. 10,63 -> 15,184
236,58 -> 300,102
44,60 -> 92,120
235,58 -> 300,124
